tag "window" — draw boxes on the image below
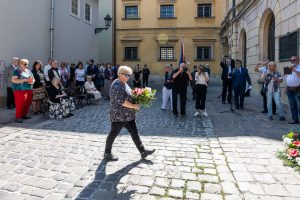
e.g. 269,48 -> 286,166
160,5 -> 174,18
268,15 -> 275,61
160,47 -> 174,60
71,0 -> 80,17
85,3 -> 91,23
125,47 -> 138,60
198,4 -> 212,17
279,31 -> 298,61
125,6 -> 139,19
197,47 -> 211,60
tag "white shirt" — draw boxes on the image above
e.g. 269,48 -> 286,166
75,68 -> 85,82
258,66 -> 268,74
44,64 -> 51,81
85,81 -> 96,90
195,72 -> 209,86
286,72 -> 300,87
228,65 -> 232,78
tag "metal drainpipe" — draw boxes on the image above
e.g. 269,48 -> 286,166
50,0 -> 54,58
113,0 -> 116,65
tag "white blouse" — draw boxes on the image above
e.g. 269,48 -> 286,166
195,72 -> 209,86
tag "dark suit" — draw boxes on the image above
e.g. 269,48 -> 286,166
232,67 -> 252,108
220,61 -> 235,103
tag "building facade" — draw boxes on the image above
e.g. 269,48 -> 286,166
220,0 -> 300,105
115,0 -> 223,76
0,0 -> 112,106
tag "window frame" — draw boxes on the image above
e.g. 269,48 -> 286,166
124,47 -> 139,61
70,0 -> 80,19
196,46 -> 212,61
159,47 -> 175,61
197,3 -> 212,18
124,5 -> 139,19
84,1 -> 92,24
160,4 -> 175,19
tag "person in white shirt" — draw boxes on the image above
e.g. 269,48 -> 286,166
285,56 -> 300,124
85,76 -> 101,104
75,62 -> 86,87
44,58 -> 53,86
194,65 -> 209,117
161,65 -> 173,110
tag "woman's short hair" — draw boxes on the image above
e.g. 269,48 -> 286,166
268,61 -> 277,68
20,59 -> 29,65
118,66 -> 132,76
51,77 -> 60,85
33,60 -> 42,71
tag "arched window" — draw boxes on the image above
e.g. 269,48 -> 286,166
243,32 -> 247,67
268,15 -> 275,61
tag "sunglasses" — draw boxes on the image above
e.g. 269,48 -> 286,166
291,59 -> 296,62
122,74 -> 131,78
22,63 -> 28,66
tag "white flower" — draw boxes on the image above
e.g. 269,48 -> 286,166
296,157 -> 300,165
283,137 -> 292,146
145,87 -> 152,92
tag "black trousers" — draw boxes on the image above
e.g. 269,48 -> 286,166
233,86 -> 245,107
142,77 -> 149,88
172,89 -> 187,115
222,79 -> 232,103
195,84 -> 207,110
6,87 -> 15,109
104,120 -> 144,154
261,85 -> 276,113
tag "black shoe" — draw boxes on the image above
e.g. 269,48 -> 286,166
288,121 -> 300,124
69,113 -> 74,116
160,108 -> 166,111
15,119 -> 23,123
261,110 -> 268,113
141,149 -> 155,159
22,116 -> 31,119
174,114 -> 178,118
181,113 -> 186,117
279,116 -> 285,121
104,153 -> 118,161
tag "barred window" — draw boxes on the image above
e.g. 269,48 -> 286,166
160,5 -> 174,18
85,3 -> 91,22
279,31 -> 298,61
125,6 -> 138,19
71,0 -> 79,17
160,47 -> 174,60
197,47 -> 211,60
198,4 -> 212,17
125,47 -> 138,60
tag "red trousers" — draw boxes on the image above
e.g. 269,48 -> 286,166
14,90 -> 33,119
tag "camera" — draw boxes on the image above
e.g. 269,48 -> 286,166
183,66 -> 188,72
284,66 -> 293,75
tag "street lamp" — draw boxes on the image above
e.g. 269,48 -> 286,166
95,14 -> 112,34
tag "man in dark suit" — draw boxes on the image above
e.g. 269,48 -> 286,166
220,56 -> 235,104
232,59 -> 252,109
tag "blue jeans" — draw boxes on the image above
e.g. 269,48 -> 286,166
267,92 -> 284,117
286,90 -> 300,122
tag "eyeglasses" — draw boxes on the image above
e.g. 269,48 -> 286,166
122,73 -> 131,78
291,59 -> 296,62
22,63 -> 28,66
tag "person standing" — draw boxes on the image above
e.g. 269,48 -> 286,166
4,57 -> 19,109
59,61 -> 70,88
161,65 -> 173,110
44,58 -> 53,86
231,59 -> 252,110
11,59 -> 35,123
263,62 -> 285,121
220,56 -> 235,104
75,62 -> 86,87
95,63 -> 105,93
205,64 -> 211,76
103,66 -> 155,161
171,63 -> 192,117
31,60 -> 46,115
133,65 -> 142,88
87,59 -> 98,83
194,65 -> 209,117
142,64 -> 150,88
285,56 -> 300,124
48,60 -> 61,83
103,63 -> 113,99
190,65 -> 198,100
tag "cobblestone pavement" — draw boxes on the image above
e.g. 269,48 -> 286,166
0,84 -> 300,200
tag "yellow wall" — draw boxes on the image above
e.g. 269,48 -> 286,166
116,0 -> 223,76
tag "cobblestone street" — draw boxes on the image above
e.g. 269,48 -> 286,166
0,85 -> 300,200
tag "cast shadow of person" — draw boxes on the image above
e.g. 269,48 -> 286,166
75,159 -> 154,200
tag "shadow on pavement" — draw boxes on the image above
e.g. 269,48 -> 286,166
75,159 -> 153,200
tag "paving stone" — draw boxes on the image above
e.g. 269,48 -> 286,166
187,181 -> 201,192
198,175 -> 219,183
154,177 -> 170,188
233,172 -> 254,182
168,189 -> 183,198
170,179 -> 185,189
21,187 -> 50,198
186,191 -> 200,199
237,182 -> 265,195
126,185 -> 149,194
224,195 -> 243,200
43,193 -> 65,200
1,183 -> 24,192
181,172 -> 197,180
262,184 -> 290,196
201,193 -> 223,200
221,181 -> 239,194
284,184 -> 300,197
204,168 -> 217,175
138,176 -> 154,187
204,183 -> 222,194
149,186 -> 165,196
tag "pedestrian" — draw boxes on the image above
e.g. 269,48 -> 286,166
44,58 -> 53,86
85,76 -> 101,104
255,60 -> 276,114
75,62 -> 86,87
31,60 -> 46,115
86,59 -> 98,83
285,56 -> 300,124
59,61 -> 70,88
48,60 -> 61,82
11,59 -> 35,123
103,66 -> 155,161
95,63 -> 105,93
133,64 -> 141,88
190,65 -> 197,100
194,65 -> 209,117
103,63 -> 112,99
142,64 -> 150,88
231,59 -> 252,110
171,63 -> 193,117
161,65 -> 173,110
220,56 -> 235,104
205,64 -> 211,76
263,62 -> 285,121
4,57 -> 19,109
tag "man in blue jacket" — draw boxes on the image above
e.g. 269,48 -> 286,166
232,59 -> 252,109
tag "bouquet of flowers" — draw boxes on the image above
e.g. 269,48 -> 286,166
277,131 -> 300,172
131,87 -> 156,108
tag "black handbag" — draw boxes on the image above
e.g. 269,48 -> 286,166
261,78 -> 272,95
